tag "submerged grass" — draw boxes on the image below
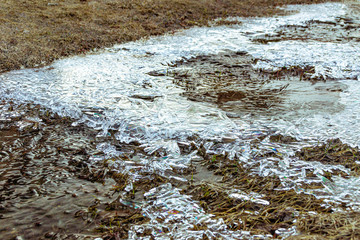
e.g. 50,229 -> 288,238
0,0 -> 340,73
183,156 -> 335,237
293,212 -> 360,239
181,140 -> 360,238
296,138 -> 360,176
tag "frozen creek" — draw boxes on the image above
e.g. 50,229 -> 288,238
1,2 -> 360,239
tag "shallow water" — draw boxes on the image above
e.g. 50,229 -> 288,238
1,2 -> 360,239
0,102 -> 119,239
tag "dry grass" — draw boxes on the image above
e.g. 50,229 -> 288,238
182,156 -> 334,237
296,138 -> 360,176
294,212 -> 360,239
0,0 -> 340,73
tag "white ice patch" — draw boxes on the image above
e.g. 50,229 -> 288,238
128,183 -> 272,240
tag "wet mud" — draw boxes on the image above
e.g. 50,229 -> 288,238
168,51 -> 292,106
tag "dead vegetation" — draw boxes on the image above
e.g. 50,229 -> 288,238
0,0 -> 340,73
168,52 -> 289,108
181,150 -> 360,239
182,154 -> 334,237
294,212 -> 360,240
2,103 -> 360,239
176,137 -> 360,239
296,138 -> 360,176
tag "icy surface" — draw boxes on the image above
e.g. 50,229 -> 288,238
1,2 -> 360,239
1,3 -> 358,146
128,183 -> 272,240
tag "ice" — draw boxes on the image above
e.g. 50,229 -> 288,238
128,183 -> 272,239
1,2 -> 360,238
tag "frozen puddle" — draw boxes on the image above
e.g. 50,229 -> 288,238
1,2 -> 360,239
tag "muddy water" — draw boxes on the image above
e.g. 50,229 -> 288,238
167,51 -> 346,119
0,103 -> 120,239
1,2 -> 360,239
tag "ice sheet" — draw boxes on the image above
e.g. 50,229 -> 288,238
1,2 -> 360,239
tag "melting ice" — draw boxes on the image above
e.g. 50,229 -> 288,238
1,2 -> 360,239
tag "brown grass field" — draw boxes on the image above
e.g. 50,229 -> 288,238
0,0 -> 341,73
